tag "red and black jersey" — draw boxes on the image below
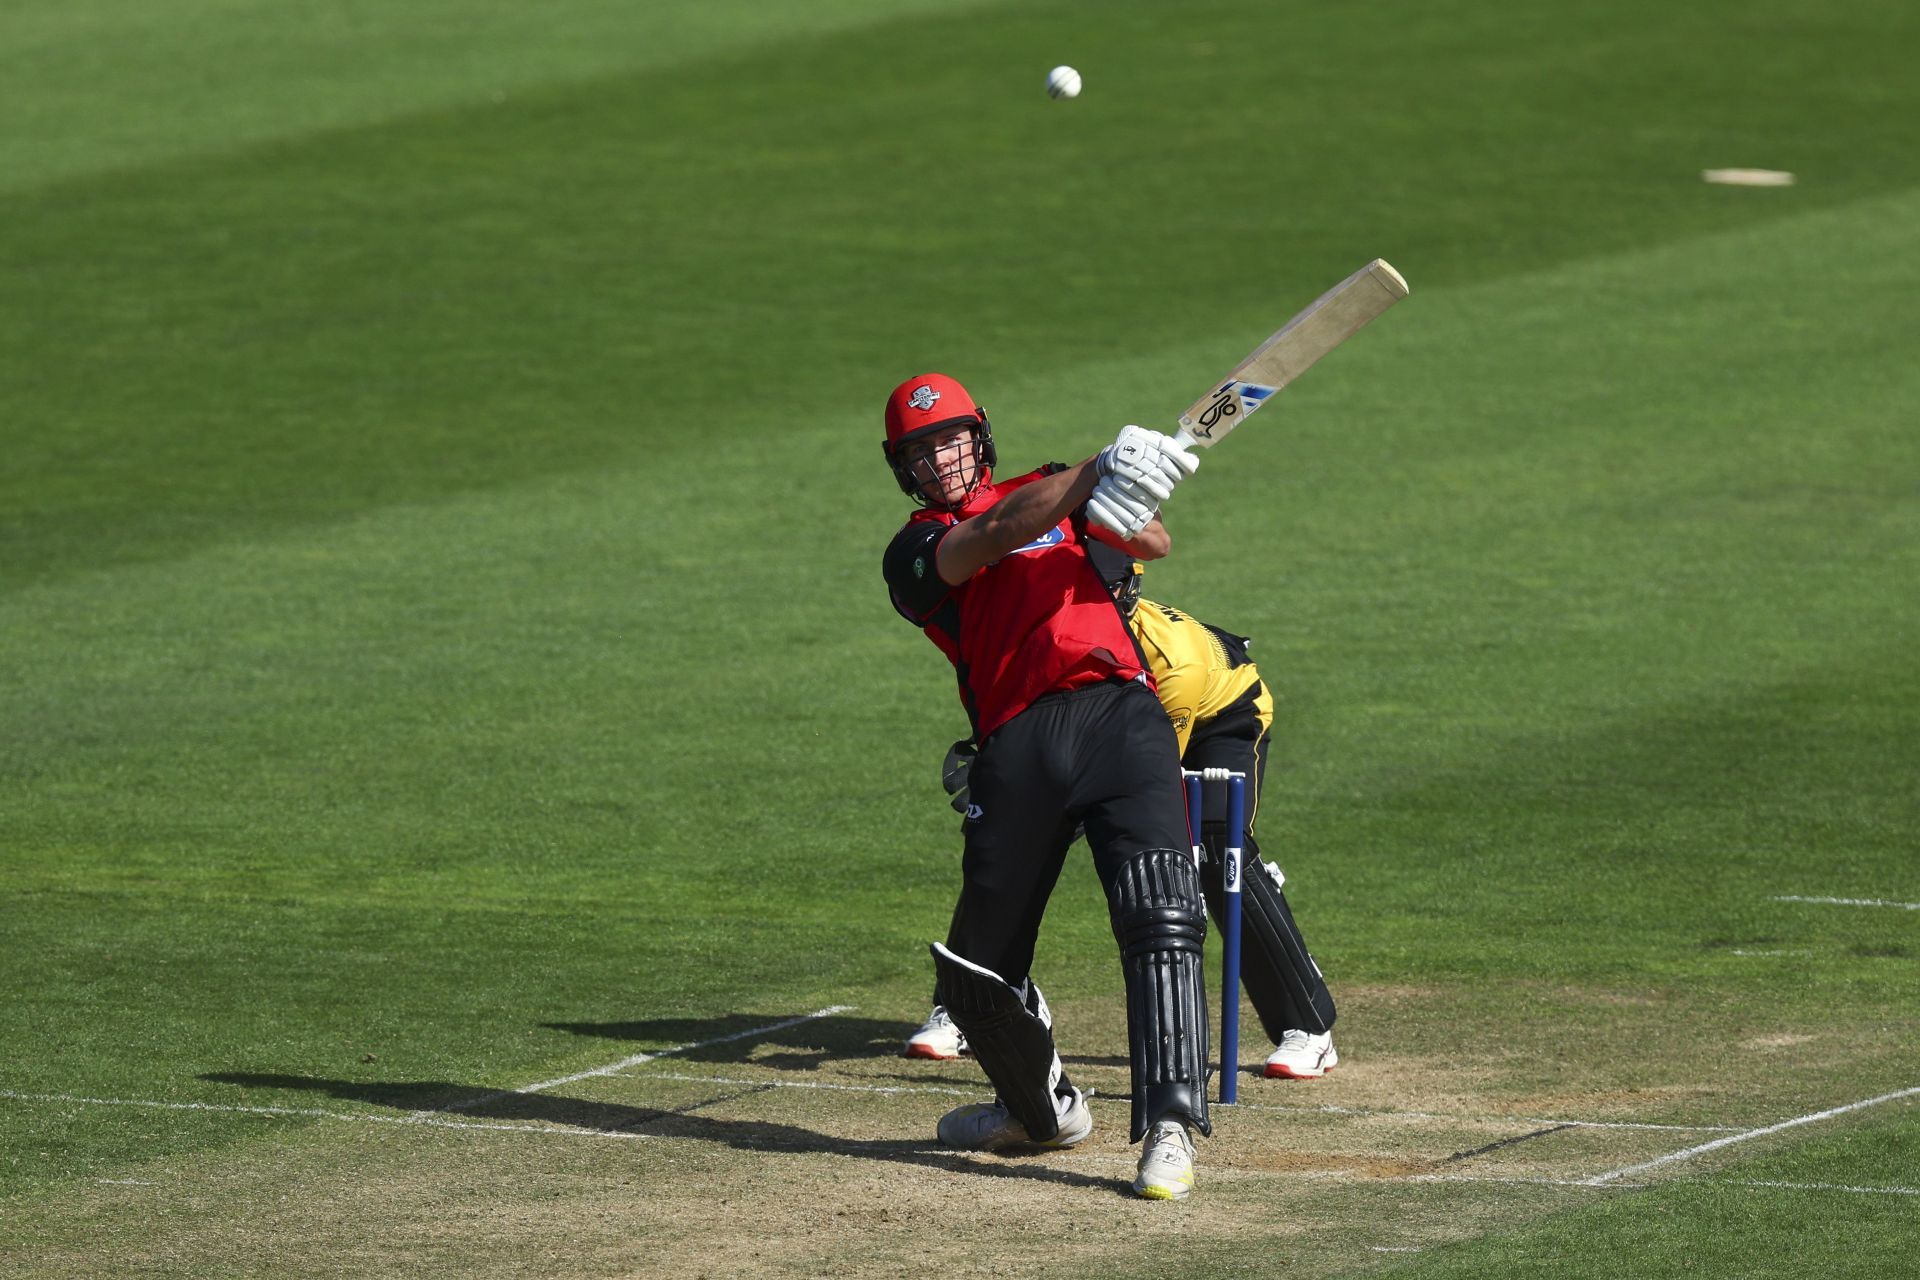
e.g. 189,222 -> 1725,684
883,466 -> 1149,739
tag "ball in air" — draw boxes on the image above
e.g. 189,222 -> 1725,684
1046,65 -> 1082,100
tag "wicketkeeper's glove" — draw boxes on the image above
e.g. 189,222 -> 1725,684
941,738 -> 978,814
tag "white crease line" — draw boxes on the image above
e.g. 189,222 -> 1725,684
1413,1172 -> 1920,1199
436,1005 -> 854,1114
1582,1086 -> 1920,1185
0,1090 -> 656,1141
646,1071 -> 976,1097
641,1070 -> 1738,1131
1168,1094 -> 1738,1132
1408,1172 -> 1644,1191
9,1089 -> 1918,1198
1771,895 -> 1920,911
1732,1179 -> 1920,1197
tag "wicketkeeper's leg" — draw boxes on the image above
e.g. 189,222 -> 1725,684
1187,705 -> 1337,1040
1199,822 -> 1336,1039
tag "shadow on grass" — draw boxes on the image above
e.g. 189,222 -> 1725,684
1060,1052 -> 1131,1070
198,1069 -> 1122,1194
547,1014 -> 1140,1083
541,1012 -> 919,1072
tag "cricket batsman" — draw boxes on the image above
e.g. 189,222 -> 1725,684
880,372 -> 1211,1200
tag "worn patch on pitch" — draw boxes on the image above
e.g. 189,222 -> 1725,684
1702,168 -> 1796,187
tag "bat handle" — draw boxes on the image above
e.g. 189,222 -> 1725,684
1172,426 -> 1196,448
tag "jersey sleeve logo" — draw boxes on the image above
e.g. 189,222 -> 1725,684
1009,527 -> 1067,555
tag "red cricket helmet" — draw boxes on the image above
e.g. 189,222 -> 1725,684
882,373 -> 997,503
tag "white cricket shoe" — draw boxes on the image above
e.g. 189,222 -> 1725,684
904,1006 -> 969,1060
937,1090 -> 1092,1152
1264,1029 -> 1338,1080
1132,1118 -> 1196,1200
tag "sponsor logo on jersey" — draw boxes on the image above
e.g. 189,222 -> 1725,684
1009,527 -> 1067,555
964,803 -> 984,821
913,556 -> 927,578
908,385 -> 940,411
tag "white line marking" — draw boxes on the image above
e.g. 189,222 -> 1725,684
638,1070 -> 1736,1131
1213,1097 -> 1738,1133
646,1071 -> 976,1098
438,1005 -> 854,1113
1413,1172 -> 1920,1198
1771,895 -> 1920,911
0,1090 -> 658,1141
1730,950 -> 1812,957
0,1071 -> 1737,1138
10,1088 -> 1919,1199
539,1069 -> 1741,1131
1733,1179 -> 1920,1197
3,1091 -> 354,1120
1582,1086 -> 1920,1184
1408,1173 -> 1645,1190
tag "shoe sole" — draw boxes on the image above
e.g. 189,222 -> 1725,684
1132,1178 -> 1193,1201
905,1044 -> 962,1060
1040,1111 -> 1093,1149
1263,1062 -> 1333,1079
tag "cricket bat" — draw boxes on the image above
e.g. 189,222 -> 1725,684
1173,259 -> 1409,448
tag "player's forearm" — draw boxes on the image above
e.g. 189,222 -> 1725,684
1126,517 -> 1170,560
938,461 -> 1099,583
978,459 -> 1099,546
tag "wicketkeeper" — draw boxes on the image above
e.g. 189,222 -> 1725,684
881,372 -> 1211,1200
916,548 -> 1341,1081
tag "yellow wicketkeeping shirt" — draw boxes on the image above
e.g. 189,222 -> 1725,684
1129,597 -> 1273,756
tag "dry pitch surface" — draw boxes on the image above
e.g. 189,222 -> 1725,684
7,986 -> 1914,1278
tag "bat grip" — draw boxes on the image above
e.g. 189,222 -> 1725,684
1172,426 -> 1195,448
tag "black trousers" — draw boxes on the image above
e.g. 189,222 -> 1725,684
944,677 -> 1191,987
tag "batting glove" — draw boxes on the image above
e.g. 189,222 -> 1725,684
1152,432 -> 1200,484
1086,474 -> 1157,540
1096,425 -> 1184,502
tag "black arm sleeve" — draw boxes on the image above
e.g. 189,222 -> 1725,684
883,521 -> 953,624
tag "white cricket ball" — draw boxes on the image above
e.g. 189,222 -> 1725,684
1046,65 -> 1081,100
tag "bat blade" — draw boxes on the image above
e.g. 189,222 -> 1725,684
1175,259 -> 1408,448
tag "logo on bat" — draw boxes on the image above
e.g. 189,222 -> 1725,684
1190,381 -> 1276,439
1192,385 -> 1238,437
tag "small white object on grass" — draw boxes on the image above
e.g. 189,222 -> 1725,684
1046,65 -> 1081,100
1702,168 -> 1795,187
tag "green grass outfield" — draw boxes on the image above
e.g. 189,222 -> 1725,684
3,0 -> 1917,1274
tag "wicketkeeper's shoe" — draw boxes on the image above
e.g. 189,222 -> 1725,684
936,1089 -> 1092,1152
904,1005 -> 969,1060
1132,1118 -> 1197,1200
1264,1029 -> 1338,1080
